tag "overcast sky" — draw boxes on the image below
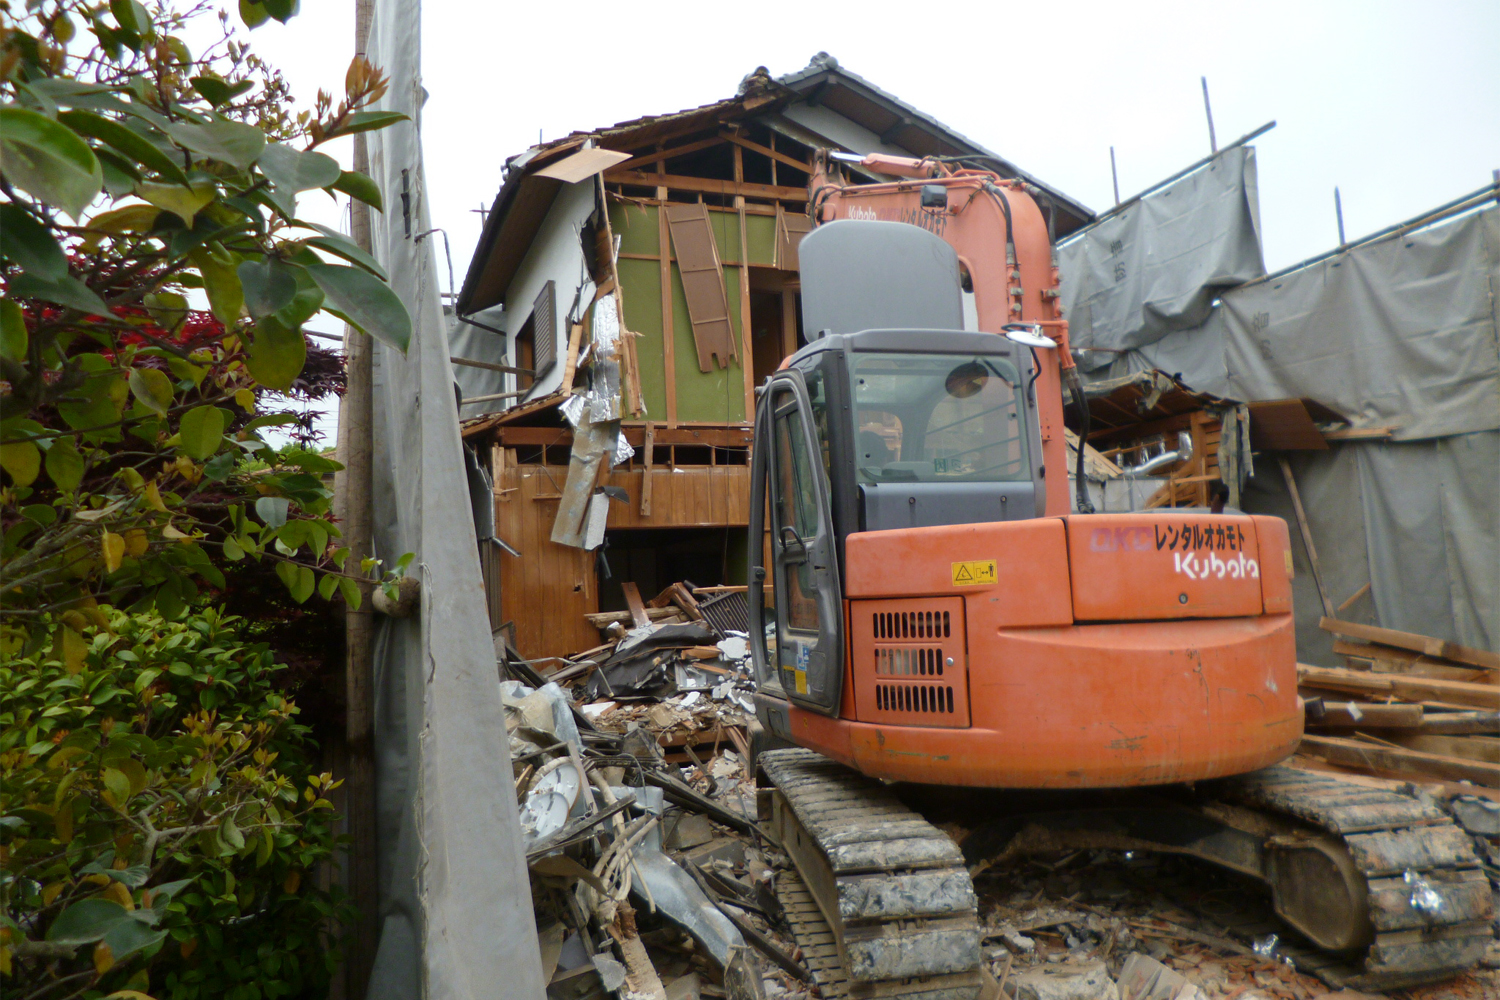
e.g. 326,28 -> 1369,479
243,0 -> 1500,286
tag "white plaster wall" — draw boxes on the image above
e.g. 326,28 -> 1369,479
504,180 -> 597,405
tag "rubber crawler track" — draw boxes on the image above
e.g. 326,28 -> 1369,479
762,751 -> 1490,996
1218,765 -> 1493,991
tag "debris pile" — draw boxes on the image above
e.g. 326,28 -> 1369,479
503,585 -> 1499,999
1296,617 -> 1498,793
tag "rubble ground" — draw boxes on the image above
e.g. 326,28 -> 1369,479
508,587 -> 1500,1000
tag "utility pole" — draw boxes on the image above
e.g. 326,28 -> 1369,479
337,0 -> 378,995
1201,76 -> 1218,154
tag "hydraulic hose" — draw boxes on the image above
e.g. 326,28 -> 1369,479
1063,367 -> 1096,514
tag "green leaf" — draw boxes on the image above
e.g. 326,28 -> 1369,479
256,496 -> 290,528
7,271 -> 111,315
331,169 -> 382,211
339,575 -> 362,609
163,116 -> 266,171
237,258 -> 298,319
47,898 -> 129,944
273,263 -> 325,328
96,147 -> 139,197
101,915 -> 167,960
178,405 -> 226,460
128,367 -> 174,414
247,316 -> 307,391
102,766 -> 132,804
292,565 -> 315,603
1,300 -> 28,362
262,0 -> 298,22
297,221 -> 387,279
220,814 -> 245,850
317,572 -> 338,600
305,262 -> 411,352
0,202 -> 69,279
44,435 -> 84,490
190,248 -> 243,327
189,76 -> 255,108
326,110 -> 410,140
57,109 -> 188,185
223,535 -> 245,560
274,558 -> 298,593
57,354 -> 126,437
110,0 -> 150,34
134,180 -> 216,225
259,142 -> 341,193
0,107 -> 103,219
238,0 -> 269,29
0,440 -> 41,486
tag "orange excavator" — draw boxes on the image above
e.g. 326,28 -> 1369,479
745,151 -> 1490,998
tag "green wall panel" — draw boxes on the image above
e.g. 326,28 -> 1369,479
747,214 -> 777,266
707,209 -> 742,265
616,257 -> 667,420
611,203 -> 659,256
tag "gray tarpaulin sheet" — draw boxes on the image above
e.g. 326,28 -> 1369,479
450,306 -> 508,419
1059,158 -> 1499,653
365,0 -> 546,995
1059,147 -> 1265,371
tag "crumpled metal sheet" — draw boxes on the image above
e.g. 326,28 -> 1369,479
550,411 -> 617,548
629,845 -> 744,968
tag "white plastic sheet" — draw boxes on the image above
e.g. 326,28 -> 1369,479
364,0 -> 546,995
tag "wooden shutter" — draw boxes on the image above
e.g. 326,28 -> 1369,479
776,206 -> 813,271
665,203 -> 738,371
532,280 -> 557,377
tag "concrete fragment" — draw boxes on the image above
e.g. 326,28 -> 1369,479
1012,960 -> 1120,1000
994,921 -> 1036,953
664,811 -> 714,850
664,972 -> 702,1000
1116,952 -> 1207,1000
1450,795 -> 1500,836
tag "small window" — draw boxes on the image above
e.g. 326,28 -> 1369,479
532,280 -> 556,378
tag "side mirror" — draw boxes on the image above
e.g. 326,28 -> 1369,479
1002,324 -> 1057,349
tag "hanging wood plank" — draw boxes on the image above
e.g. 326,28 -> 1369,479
665,202 -> 738,372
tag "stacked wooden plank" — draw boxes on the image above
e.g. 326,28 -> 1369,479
1296,618 -> 1499,788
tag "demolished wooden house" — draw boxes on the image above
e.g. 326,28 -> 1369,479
451,54 -> 1092,659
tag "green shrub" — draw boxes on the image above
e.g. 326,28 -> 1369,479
1,606 -> 349,999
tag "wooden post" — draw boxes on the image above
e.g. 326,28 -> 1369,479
1279,457 -> 1337,619
639,422 -> 655,517
657,151 -> 677,427
734,144 -> 755,424
337,1 -> 378,995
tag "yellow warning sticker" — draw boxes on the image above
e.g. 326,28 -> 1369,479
793,668 -> 808,694
951,559 -> 997,586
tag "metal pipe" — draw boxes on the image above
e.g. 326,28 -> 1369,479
1121,431 -> 1194,477
1201,77 -> 1218,153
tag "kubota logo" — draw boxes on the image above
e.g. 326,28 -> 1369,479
1174,551 -> 1260,580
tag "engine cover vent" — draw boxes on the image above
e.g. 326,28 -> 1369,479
853,597 -> 969,728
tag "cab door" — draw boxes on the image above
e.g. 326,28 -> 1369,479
748,370 -> 844,714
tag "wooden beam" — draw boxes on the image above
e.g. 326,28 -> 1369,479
1298,663 -> 1500,710
621,581 -> 650,628
1299,733 -> 1500,785
1323,425 -> 1400,441
495,425 -> 753,449
1393,734 -> 1500,764
718,130 -> 813,175
614,136 -> 724,173
1280,458 -> 1336,618
451,356 -> 535,376
1332,638 -> 1498,681
1305,700 -> 1423,728
604,169 -> 809,202
1321,617 -> 1500,671
1086,411 -> 1195,447
1336,582 -> 1371,613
